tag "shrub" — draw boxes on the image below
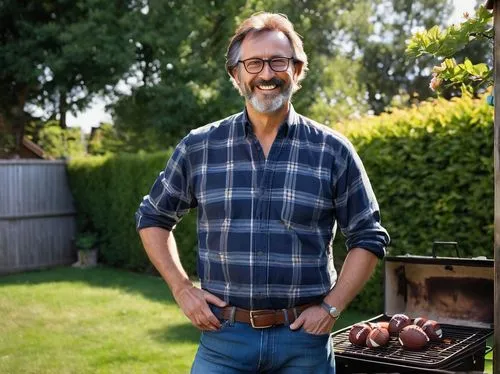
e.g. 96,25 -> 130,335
67,151 -> 198,274
75,232 -> 98,251
335,94 -> 494,313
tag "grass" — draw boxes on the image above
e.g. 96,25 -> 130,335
0,266 -> 493,373
0,267 -> 199,374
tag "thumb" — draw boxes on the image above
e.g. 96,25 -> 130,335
289,315 -> 304,330
204,291 -> 227,307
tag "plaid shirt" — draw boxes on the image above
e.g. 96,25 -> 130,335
136,106 -> 389,309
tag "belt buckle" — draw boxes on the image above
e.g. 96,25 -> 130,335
249,310 -> 274,329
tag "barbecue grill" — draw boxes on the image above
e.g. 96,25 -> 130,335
333,242 -> 494,373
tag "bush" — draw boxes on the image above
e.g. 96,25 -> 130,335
75,232 -> 98,251
335,94 -> 494,313
67,151 -> 198,274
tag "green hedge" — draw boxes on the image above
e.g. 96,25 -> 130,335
67,152 -> 198,275
67,94 -> 494,314
338,94 -> 494,313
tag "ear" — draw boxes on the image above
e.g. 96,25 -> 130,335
230,66 -> 241,85
292,61 -> 303,81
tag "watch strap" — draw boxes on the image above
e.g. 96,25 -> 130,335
321,301 -> 340,319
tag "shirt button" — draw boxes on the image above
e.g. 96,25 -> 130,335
257,251 -> 264,257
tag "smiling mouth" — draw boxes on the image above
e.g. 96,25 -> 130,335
257,84 -> 278,90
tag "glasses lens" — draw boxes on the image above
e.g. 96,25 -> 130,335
245,59 -> 263,73
270,58 -> 289,71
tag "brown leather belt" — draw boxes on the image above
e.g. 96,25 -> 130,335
219,303 -> 316,328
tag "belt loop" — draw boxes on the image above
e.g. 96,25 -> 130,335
229,306 -> 236,325
292,307 -> 298,322
282,308 -> 289,325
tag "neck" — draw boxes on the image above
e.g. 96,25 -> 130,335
246,101 -> 290,136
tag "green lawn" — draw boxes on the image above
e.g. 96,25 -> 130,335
0,267 -> 200,374
0,266 -> 493,373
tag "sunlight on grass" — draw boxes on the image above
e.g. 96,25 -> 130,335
0,267 -> 199,374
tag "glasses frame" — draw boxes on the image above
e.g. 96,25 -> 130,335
237,57 -> 296,74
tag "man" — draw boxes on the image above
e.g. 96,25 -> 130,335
136,12 -> 389,374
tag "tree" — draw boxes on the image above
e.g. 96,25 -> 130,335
87,123 -> 127,155
27,120 -> 85,159
0,0 -> 142,156
111,0 -> 377,149
406,4 -> 493,97
306,55 -> 369,125
249,0 -> 455,115
356,0 -> 454,114
252,0 -> 374,123
110,0 -> 462,150
111,0 -> 247,151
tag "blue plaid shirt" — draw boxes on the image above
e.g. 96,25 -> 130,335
136,106 -> 389,309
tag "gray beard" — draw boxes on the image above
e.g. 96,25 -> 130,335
244,85 -> 293,113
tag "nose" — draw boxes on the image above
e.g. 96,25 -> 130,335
258,61 -> 275,80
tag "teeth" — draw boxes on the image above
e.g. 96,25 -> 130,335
258,85 -> 277,90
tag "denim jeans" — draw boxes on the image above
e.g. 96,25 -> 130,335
191,306 -> 335,374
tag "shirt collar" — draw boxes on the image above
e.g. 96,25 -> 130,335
241,104 -> 299,139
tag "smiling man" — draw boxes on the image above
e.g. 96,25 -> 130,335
136,12 -> 389,374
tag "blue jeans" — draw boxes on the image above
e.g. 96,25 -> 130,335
191,306 -> 335,374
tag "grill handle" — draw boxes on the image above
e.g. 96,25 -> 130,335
432,241 -> 460,258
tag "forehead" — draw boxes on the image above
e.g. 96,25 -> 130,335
240,30 -> 293,59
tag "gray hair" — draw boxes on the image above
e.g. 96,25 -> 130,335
225,12 -> 308,93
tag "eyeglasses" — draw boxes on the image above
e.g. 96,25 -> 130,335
238,57 -> 296,74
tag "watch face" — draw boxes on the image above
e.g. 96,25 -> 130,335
330,307 -> 340,318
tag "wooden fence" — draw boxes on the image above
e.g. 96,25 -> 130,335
0,160 -> 76,275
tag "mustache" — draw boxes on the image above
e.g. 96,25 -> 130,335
253,77 -> 284,88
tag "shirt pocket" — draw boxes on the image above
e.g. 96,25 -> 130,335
278,177 -> 333,231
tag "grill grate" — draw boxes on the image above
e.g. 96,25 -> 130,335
333,318 -> 492,369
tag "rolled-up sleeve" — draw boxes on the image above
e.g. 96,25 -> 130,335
135,137 -> 197,231
334,144 -> 390,258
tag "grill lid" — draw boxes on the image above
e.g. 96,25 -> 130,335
384,243 -> 494,329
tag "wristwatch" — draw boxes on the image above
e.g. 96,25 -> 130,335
321,301 -> 341,319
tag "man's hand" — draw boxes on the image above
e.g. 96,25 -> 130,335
173,285 -> 227,331
289,305 -> 335,335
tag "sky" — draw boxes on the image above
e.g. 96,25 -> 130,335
66,0 -> 479,134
